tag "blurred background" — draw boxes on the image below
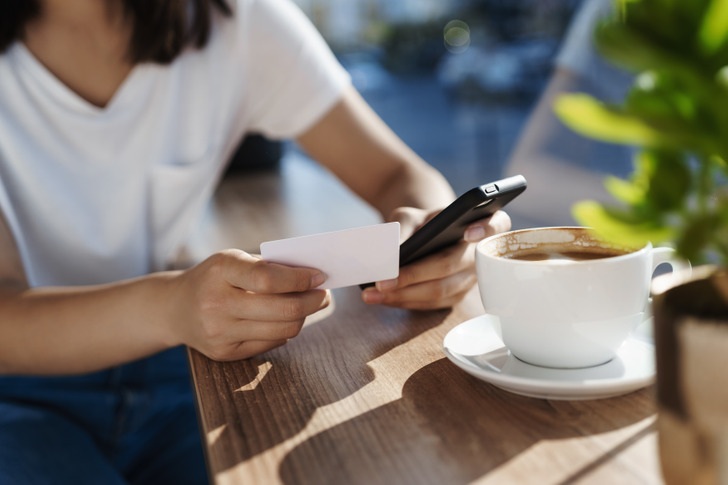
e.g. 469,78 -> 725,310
228,0 -> 636,232
295,0 -> 577,188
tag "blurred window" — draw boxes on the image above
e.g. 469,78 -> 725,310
292,0 -> 581,197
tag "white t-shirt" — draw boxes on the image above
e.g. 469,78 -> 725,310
0,0 -> 350,287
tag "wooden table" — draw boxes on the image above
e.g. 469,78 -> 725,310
187,153 -> 663,485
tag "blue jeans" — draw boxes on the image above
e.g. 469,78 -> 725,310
0,347 -> 209,485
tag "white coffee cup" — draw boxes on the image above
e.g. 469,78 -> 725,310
475,226 -> 690,368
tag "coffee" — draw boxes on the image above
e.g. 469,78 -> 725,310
505,246 -> 629,262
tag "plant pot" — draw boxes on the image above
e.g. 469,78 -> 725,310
652,265 -> 728,485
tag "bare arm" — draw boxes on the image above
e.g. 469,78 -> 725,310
0,208 -> 330,375
297,85 -> 456,218
297,86 -> 511,309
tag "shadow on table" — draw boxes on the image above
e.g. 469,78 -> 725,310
198,288 -> 450,474
195,286 -> 653,483
277,358 -> 655,484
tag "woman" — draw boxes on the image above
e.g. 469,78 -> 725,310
0,0 -> 510,483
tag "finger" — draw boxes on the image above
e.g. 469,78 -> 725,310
386,241 -> 474,290
363,270 -> 477,309
464,210 -> 512,243
387,207 -> 430,241
394,289 -> 469,310
230,318 -> 307,342
490,210 -> 512,234
206,339 -> 290,362
384,270 -> 476,308
192,316 -> 309,361
218,250 -> 327,294
234,339 -> 290,360
222,287 -> 331,322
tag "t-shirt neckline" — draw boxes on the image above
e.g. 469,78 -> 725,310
12,41 -> 150,116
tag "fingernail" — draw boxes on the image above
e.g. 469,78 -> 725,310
311,272 -> 327,288
362,289 -> 384,304
376,278 -> 398,291
465,226 -> 486,242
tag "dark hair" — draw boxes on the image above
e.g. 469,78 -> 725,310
0,0 -> 232,64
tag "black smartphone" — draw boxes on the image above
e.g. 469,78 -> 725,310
399,174 -> 527,266
361,174 -> 526,289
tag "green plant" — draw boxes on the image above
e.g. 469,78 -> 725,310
553,0 -> 728,265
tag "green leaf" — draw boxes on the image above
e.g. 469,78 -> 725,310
562,0 -> 728,265
596,22 -> 693,76
675,214 -> 719,263
639,150 -> 692,211
614,0 -> 703,50
557,90 -> 726,157
554,94 -> 664,147
623,72 -> 728,157
698,0 -> 728,54
711,154 -> 727,170
604,175 -> 645,205
572,200 -> 676,248
627,72 -> 698,123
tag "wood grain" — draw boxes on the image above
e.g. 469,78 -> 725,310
189,287 -> 660,485
187,155 -> 663,485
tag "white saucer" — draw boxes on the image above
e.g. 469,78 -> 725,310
442,314 -> 655,400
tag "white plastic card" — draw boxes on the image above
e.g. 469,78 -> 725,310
260,222 -> 400,289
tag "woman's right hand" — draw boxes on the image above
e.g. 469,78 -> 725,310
168,249 -> 330,361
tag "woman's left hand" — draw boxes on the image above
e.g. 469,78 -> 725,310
361,206 -> 511,310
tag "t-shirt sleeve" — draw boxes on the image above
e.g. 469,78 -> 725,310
236,0 -> 351,139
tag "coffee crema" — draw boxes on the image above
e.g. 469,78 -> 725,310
504,246 -> 630,262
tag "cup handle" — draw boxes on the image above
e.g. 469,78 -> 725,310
651,247 -> 692,294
